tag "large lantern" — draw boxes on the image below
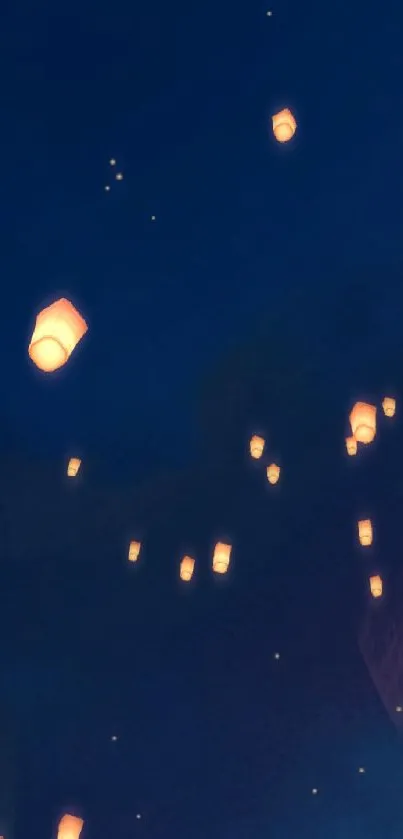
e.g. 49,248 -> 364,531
250,435 -> 265,459
266,463 -> 280,484
180,555 -> 195,582
57,815 -> 84,839
128,541 -> 141,562
345,436 -> 357,456
213,542 -> 231,575
358,519 -> 372,546
272,108 -> 296,143
67,457 -> 81,477
349,402 -> 376,444
28,298 -> 88,372
369,575 -> 382,598
382,397 -> 396,418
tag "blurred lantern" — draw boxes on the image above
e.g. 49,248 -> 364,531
272,108 -> 296,143
28,298 -> 88,373
382,397 -> 396,417
250,435 -> 265,459
267,463 -> 280,484
213,542 -> 231,574
349,402 -> 376,444
345,436 -> 357,456
180,555 -> 195,582
67,457 -> 81,477
57,815 -> 84,839
128,541 -> 141,562
369,575 -> 382,598
358,519 -> 373,546
116,172 -> 123,181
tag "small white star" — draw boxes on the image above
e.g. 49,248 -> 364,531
105,185 -> 111,192
358,767 -> 365,774
397,705 -> 402,713
111,735 -> 118,742
151,215 -> 156,221
110,158 -> 116,166
136,814 -> 142,820
274,652 -> 280,660
266,10 -> 273,15
311,788 -> 318,795
116,172 -> 123,181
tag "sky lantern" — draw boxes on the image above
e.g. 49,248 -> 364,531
267,463 -> 280,484
345,436 -> 357,456
369,575 -> 382,598
28,298 -> 88,373
213,542 -> 231,575
67,457 -> 81,477
272,108 -> 296,143
358,519 -> 372,546
382,397 -> 396,418
57,815 -> 84,839
250,435 -> 265,459
128,541 -> 141,562
180,555 -> 195,582
349,402 -> 376,444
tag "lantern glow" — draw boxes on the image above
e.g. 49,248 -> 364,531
272,108 -> 296,143
29,298 -> 87,372
180,555 -> 195,582
213,542 -> 231,575
349,402 -> 376,444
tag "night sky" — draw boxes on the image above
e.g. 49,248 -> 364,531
1,0 -> 403,836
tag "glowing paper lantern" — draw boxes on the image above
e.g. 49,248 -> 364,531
213,542 -> 231,575
128,541 -> 141,563
67,457 -> 81,477
180,555 -> 195,582
369,575 -> 382,598
57,815 -> 84,839
346,436 -> 357,456
29,298 -> 87,373
266,463 -> 280,484
250,435 -> 265,459
349,402 -> 376,444
272,108 -> 296,143
358,519 -> 372,546
382,397 -> 396,417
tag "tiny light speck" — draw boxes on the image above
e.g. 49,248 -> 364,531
111,735 -> 118,741
151,215 -> 156,221
105,186 -> 110,191
109,159 -> 116,166
136,814 -> 142,820
116,173 -> 123,181
274,652 -> 280,660
312,788 -> 318,795
358,767 -> 365,774
397,705 -> 402,713
266,10 -> 272,15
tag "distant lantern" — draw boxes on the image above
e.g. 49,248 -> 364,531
57,815 -> 84,839
267,463 -> 280,484
346,436 -> 357,456
358,519 -> 373,546
369,575 -> 382,598
28,298 -> 88,373
180,555 -> 195,582
382,397 -> 396,418
109,158 -> 116,166
116,172 -> 123,181
67,457 -> 81,477
213,542 -> 231,575
128,541 -> 141,563
349,402 -> 376,444
250,435 -> 265,459
272,108 -> 296,143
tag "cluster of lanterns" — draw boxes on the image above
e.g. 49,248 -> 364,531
249,434 -> 281,485
104,158 -> 124,191
127,540 -> 231,580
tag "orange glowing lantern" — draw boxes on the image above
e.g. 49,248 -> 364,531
57,815 -> 84,839
28,298 -> 87,372
349,402 -> 376,444
180,555 -> 195,582
213,542 -> 231,575
382,397 -> 396,418
67,457 -> 81,477
358,519 -> 372,546
250,435 -> 265,459
272,108 -> 296,143
345,436 -> 357,456
369,575 -> 382,598
128,541 -> 141,562
266,463 -> 280,484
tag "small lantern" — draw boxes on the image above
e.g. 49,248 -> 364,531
369,575 -> 382,598
180,555 -> 195,582
349,402 -> 376,444
382,397 -> 396,418
28,298 -> 87,373
250,435 -> 265,459
272,108 -> 297,143
267,463 -> 280,484
345,436 -> 357,456
57,815 -> 84,839
67,457 -> 81,477
213,542 -> 231,575
128,541 -> 141,562
358,519 -> 372,546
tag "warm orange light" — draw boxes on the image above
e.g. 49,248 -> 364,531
349,402 -> 376,444
266,463 -> 280,484
272,108 -> 296,143
369,575 -> 382,598
358,519 -> 372,546
213,542 -> 231,575
128,541 -> 141,562
180,555 -> 195,582
345,436 -> 357,456
57,815 -> 84,839
250,435 -> 265,459
382,397 -> 396,418
29,298 -> 87,373
67,457 -> 81,477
